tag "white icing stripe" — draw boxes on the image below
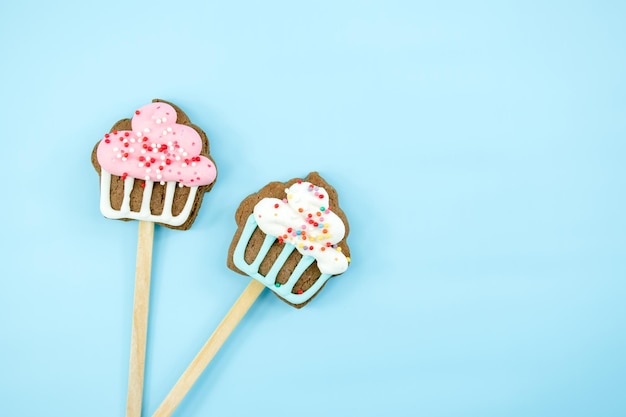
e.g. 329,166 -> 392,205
122,177 -> 134,212
139,180 -> 154,216
99,169 -> 198,226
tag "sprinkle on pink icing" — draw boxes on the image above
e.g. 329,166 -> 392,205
96,102 -> 217,187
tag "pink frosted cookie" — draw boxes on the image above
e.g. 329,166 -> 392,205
91,99 -> 217,230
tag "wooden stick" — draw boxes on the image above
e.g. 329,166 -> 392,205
152,279 -> 266,417
127,220 -> 155,417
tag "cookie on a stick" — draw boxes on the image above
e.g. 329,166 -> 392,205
92,99 -> 217,417
153,172 -> 350,416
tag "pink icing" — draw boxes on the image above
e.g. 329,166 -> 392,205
96,102 -> 217,187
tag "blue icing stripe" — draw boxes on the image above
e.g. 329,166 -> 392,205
233,215 -> 332,305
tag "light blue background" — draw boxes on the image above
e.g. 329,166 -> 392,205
1,1 -> 624,416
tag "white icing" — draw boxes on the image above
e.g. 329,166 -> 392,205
253,181 -> 348,275
99,170 -> 198,226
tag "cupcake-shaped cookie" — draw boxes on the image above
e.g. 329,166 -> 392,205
228,172 -> 350,308
92,99 -> 217,230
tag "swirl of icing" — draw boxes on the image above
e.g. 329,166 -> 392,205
253,180 -> 349,275
96,102 -> 217,187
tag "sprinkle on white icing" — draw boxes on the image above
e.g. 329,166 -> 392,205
253,180 -> 349,275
